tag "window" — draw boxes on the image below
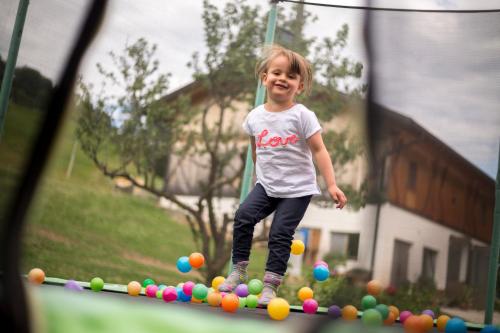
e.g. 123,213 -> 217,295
422,247 -> 438,280
330,232 -> 359,260
391,239 -> 412,287
407,161 -> 417,190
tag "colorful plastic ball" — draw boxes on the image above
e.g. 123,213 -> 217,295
298,286 -> 314,302
388,305 -> 400,319
313,265 -> 329,282
177,289 -> 191,302
145,284 -> 158,297
342,305 -> 358,320
303,298 -> 319,314
375,304 -> 389,320
221,293 -> 239,313
404,315 -> 423,333
176,256 -> 192,273
192,283 -> 208,300
422,309 -> 435,319
313,260 -> 329,268
420,314 -> 435,332
238,297 -> 246,308
367,280 -> 382,296
28,268 -> 45,285
158,284 -> 167,290
399,310 -> 413,323
207,291 -> 222,307
65,279 -> 83,291
445,317 -> 466,333
245,294 -> 258,308
328,305 -> 342,319
191,297 -> 203,303
162,286 -> 178,302
182,281 -> 195,296
211,276 -> 225,289
188,252 -> 205,268
127,281 -> 142,296
156,290 -> 163,299
290,239 -> 305,255
361,295 -> 377,310
267,298 -> 290,320
90,277 -> 104,292
384,311 -> 396,326
362,308 -> 383,327
480,325 -> 500,333
234,284 -> 249,297
142,278 -> 155,288
248,279 -> 264,295
385,284 -> 397,295
437,315 -> 450,332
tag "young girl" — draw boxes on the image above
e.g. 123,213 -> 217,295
218,45 -> 347,305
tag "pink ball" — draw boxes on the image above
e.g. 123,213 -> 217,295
183,281 -> 195,296
313,260 -> 329,268
399,310 -> 413,323
145,284 -> 158,298
303,298 -> 319,314
162,287 -> 178,302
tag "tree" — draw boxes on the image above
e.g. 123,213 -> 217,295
77,0 -> 367,284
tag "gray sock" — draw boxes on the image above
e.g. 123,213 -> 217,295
258,271 -> 283,306
218,261 -> 249,292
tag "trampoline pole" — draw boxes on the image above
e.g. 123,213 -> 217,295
0,0 -> 30,139
484,143 -> 500,325
228,0 -> 279,275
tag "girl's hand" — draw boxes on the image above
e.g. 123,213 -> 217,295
328,185 -> 347,209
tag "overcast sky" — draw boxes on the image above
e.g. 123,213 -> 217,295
1,0 -> 499,178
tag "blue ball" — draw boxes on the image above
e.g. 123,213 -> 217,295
177,289 -> 191,302
176,256 -> 192,273
445,317 -> 467,333
481,325 -> 500,333
313,265 -> 330,281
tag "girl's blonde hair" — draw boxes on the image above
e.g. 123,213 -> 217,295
255,44 -> 313,95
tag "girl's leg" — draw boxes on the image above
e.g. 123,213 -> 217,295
219,184 -> 277,292
259,195 -> 312,305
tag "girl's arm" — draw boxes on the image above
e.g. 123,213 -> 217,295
307,131 -> 347,209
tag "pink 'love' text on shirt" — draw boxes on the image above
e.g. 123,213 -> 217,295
256,129 -> 299,148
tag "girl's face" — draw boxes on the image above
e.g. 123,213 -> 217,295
262,55 -> 304,105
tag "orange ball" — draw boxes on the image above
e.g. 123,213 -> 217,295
342,305 -> 358,320
384,311 -> 396,326
367,279 -> 382,296
28,268 -> 45,285
297,287 -> 314,302
207,291 -> 222,307
436,315 -> 450,332
388,305 -> 400,319
188,252 -> 205,269
191,296 -> 203,303
404,315 -> 423,333
127,281 -> 142,296
419,314 -> 434,332
221,293 -> 239,313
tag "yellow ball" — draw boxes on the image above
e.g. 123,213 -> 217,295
267,298 -> 290,321
297,286 -> 314,302
127,281 -> 142,296
207,291 -> 222,307
388,305 -> 400,318
211,276 -> 225,289
436,315 -> 450,332
290,240 -> 305,255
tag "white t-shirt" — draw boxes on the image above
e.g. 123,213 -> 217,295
242,103 -> 322,198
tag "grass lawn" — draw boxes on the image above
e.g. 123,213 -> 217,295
2,103 -> 268,286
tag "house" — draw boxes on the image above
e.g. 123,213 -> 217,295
159,81 -> 495,306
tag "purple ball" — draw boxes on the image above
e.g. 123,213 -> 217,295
303,298 -> 318,314
234,284 -> 249,297
328,305 -> 342,319
422,309 -> 435,319
64,279 -> 83,291
399,310 -> 413,323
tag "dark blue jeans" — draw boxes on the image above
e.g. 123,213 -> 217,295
232,183 -> 312,276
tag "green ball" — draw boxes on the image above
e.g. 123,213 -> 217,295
142,278 -> 155,288
362,309 -> 383,327
375,304 -> 389,319
90,277 -> 104,292
248,279 -> 263,295
192,283 -> 208,300
156,290 -> 163,299
239,297 -> 246,308
361,295 -> 377,310
246,294 -> 258,308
